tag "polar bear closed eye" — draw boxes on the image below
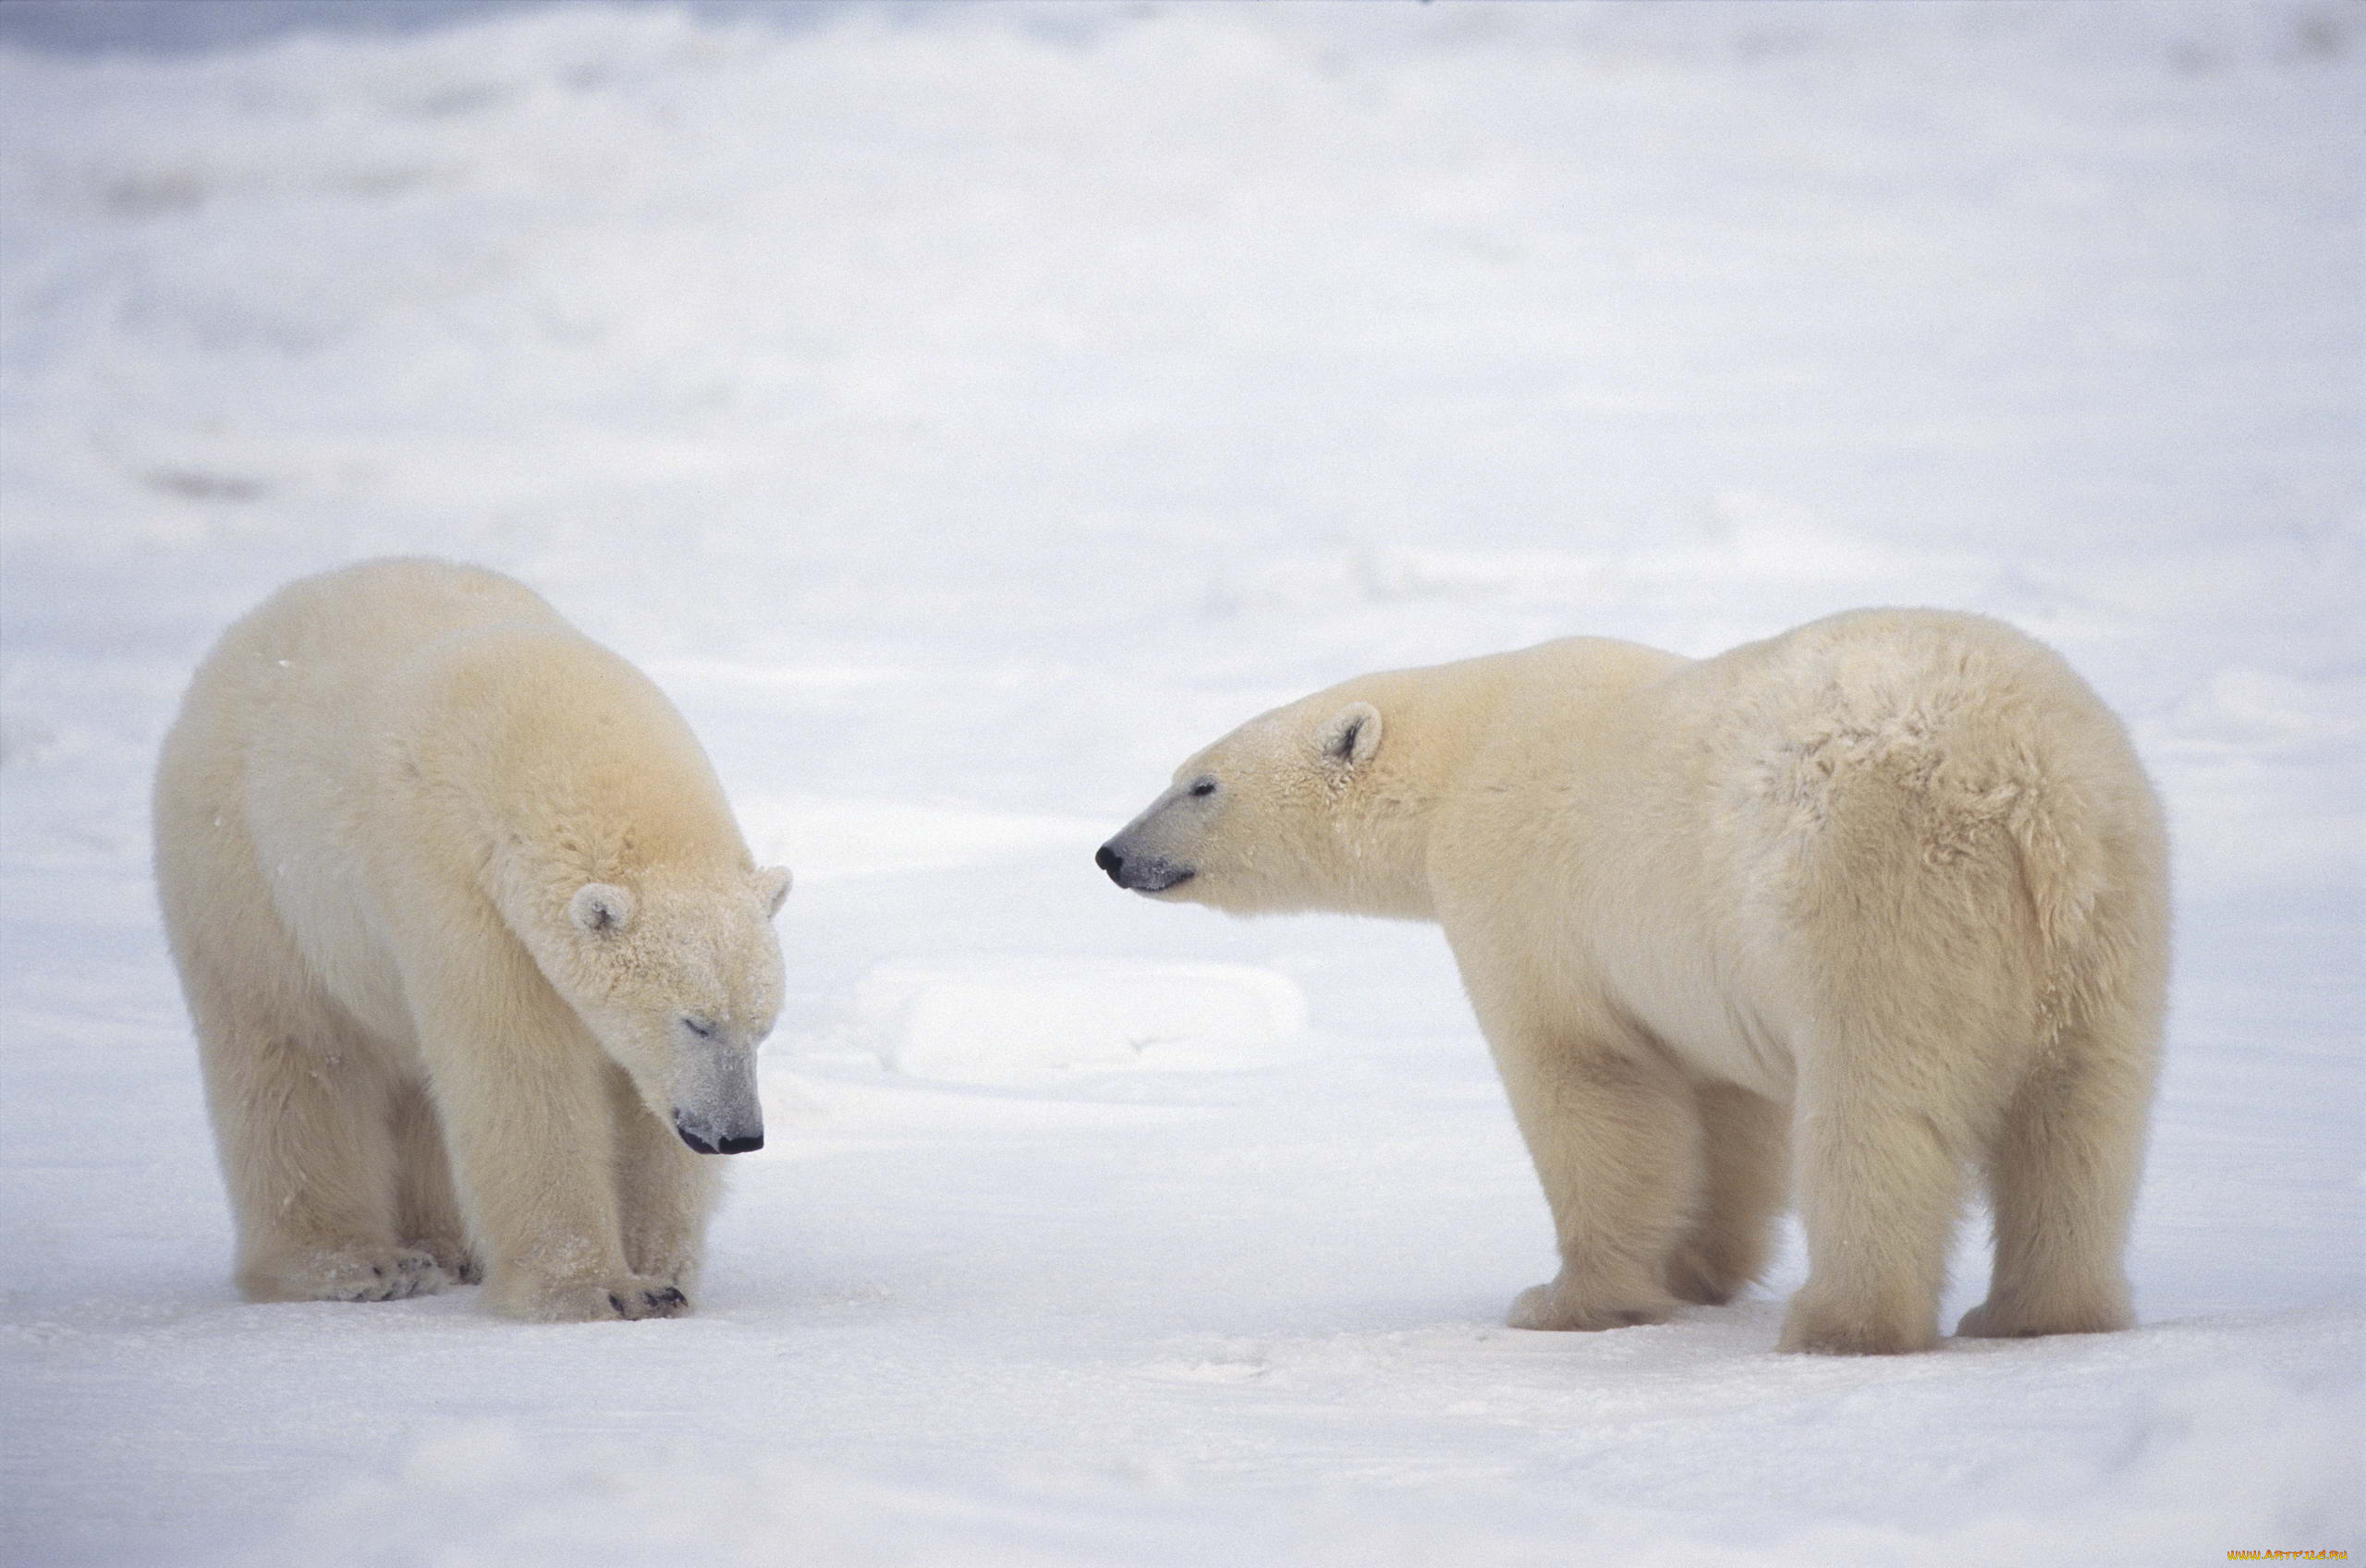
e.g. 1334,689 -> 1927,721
1100,610 -> 2167,1355
155,557 -> 794,1322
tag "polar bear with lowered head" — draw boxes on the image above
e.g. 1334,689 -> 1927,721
1099,610 -> 2167,1354
155,559 -> 792,1321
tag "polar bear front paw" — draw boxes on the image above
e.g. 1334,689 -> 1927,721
409,1235 -> 482,1285
242,1245 -> 452,1304
1664,1247 -> 1749,1307
493,1272 -> 693,1322
1507,1275 -> 1677,1332
1955,1293 -> 2130,1341
604,1283 -> 690,1320
1776,1291 -> 1937,1355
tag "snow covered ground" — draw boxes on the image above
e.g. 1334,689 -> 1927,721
1,3 -> 2359,1562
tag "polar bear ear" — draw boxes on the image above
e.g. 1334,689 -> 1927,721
1315,701 -> 1383,770
756,865 -> 793,917
569,882 -> 636,936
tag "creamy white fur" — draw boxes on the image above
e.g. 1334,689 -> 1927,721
1102,609 -> 2168,1354
154,559 -> 791,1321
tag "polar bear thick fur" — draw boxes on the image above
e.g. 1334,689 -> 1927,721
154,559 -> 792,1321
1098,610 -> 2168,1355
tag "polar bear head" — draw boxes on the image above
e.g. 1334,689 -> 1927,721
524,862 -> 793,1155
1097,685 -> 1433,919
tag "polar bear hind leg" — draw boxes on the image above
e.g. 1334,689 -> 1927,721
1780,1026 -> 1986,1355
1958,893 -> 2163,1340
1771,754 -> 2035,1355
1665,1082 -> 1789,1307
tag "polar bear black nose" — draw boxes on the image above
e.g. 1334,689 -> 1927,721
1096,843 -> 1195,894
675,1117 -> 763,1156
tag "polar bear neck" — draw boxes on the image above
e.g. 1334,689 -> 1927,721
1320,639 -> 1691,924
402,625 -> 750,903
1310,662 -> 1514,922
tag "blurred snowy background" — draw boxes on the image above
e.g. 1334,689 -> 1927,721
1,3 -> 2358,1563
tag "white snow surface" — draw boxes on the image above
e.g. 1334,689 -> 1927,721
2,3 -> 2360,1563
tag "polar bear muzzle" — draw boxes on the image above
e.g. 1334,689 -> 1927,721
668,1014 -> 764,1155
1096,774 -> 1217,894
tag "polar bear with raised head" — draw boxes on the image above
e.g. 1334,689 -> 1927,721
1098,610 -> 2167,1354
155,559 -> 792,1321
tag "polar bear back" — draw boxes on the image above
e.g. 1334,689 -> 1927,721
1427,609 -> 2163,1100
